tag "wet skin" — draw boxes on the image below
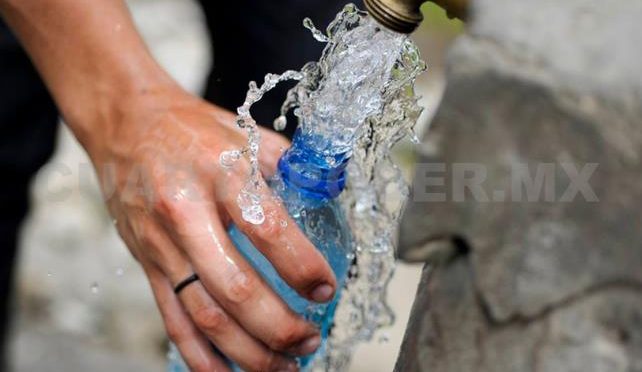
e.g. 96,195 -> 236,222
0,0 -> 337,370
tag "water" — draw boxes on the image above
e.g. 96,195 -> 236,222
220,70 -> 304,225
169,4 -> 425,371
284,6 -> 425,370
322,10 -> 425,370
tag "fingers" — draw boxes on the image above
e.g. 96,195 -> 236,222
154,195 -> 323,356
178,281 -> 299,372
134,220 -> 300,371
218,172 -> 337,303
144,263 -> 230,372
257,127 -> 291,177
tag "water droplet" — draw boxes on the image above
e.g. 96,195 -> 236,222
242,206 -> 264,225
115,268 -> 125,277
219,150 -> 241,169
90,282 -> 100,294
273,115 -> 287,131
378,333 -> 390,343
238,185 -> 265,225
325,156 -> 337,166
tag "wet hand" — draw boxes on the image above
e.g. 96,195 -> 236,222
87,87 -> 338,372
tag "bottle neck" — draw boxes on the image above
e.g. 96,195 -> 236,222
277,130 -> 350,200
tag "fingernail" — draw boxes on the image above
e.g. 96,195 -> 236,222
310,284 -> 334,303
296,335 -> 321,355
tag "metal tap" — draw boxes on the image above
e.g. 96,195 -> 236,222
364,0 -> 468,33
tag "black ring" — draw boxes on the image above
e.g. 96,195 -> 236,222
174,273 -> 200,294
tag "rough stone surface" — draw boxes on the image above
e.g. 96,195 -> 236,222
396,0 -> 642,370
396,261 -> 642,372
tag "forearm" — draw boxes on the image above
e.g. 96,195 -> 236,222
0,0 -> 179,153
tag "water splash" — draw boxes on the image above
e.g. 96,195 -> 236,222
327,28 -> 425,369
277,6 -> 408,157
303,18 -> 329,42
223,4 -> 425,369
220,70 -> 303,225
237,185 -> 266,225
273,8 -> 426,370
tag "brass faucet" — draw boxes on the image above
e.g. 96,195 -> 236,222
364,0 -> 468,33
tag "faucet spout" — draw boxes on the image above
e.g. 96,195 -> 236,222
364,0 -> 468,33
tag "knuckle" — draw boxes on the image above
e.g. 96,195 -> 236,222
164,323 -> 183,344
133,221 -> 157,249
152,194 -> 180,221
138,232 -> 154,249
193,306 -> 228,335
225,271 -> 256,304
247,208 -> 287,242
269,321 -> 303,351
151,180 -> 166,203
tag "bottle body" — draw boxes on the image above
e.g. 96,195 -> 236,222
168,132 -> 354,371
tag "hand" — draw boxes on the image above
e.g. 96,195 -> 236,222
88,87 -> 338,372
0,0 -> 335,369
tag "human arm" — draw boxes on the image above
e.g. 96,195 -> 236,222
0,1 -> 336,370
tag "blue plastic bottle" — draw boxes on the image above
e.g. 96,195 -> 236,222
168,129 -> 354,371
230,129 -> 354,369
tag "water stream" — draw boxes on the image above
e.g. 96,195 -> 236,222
219,4 -> 425,370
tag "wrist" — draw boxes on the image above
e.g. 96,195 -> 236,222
67,63 -> 183,161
